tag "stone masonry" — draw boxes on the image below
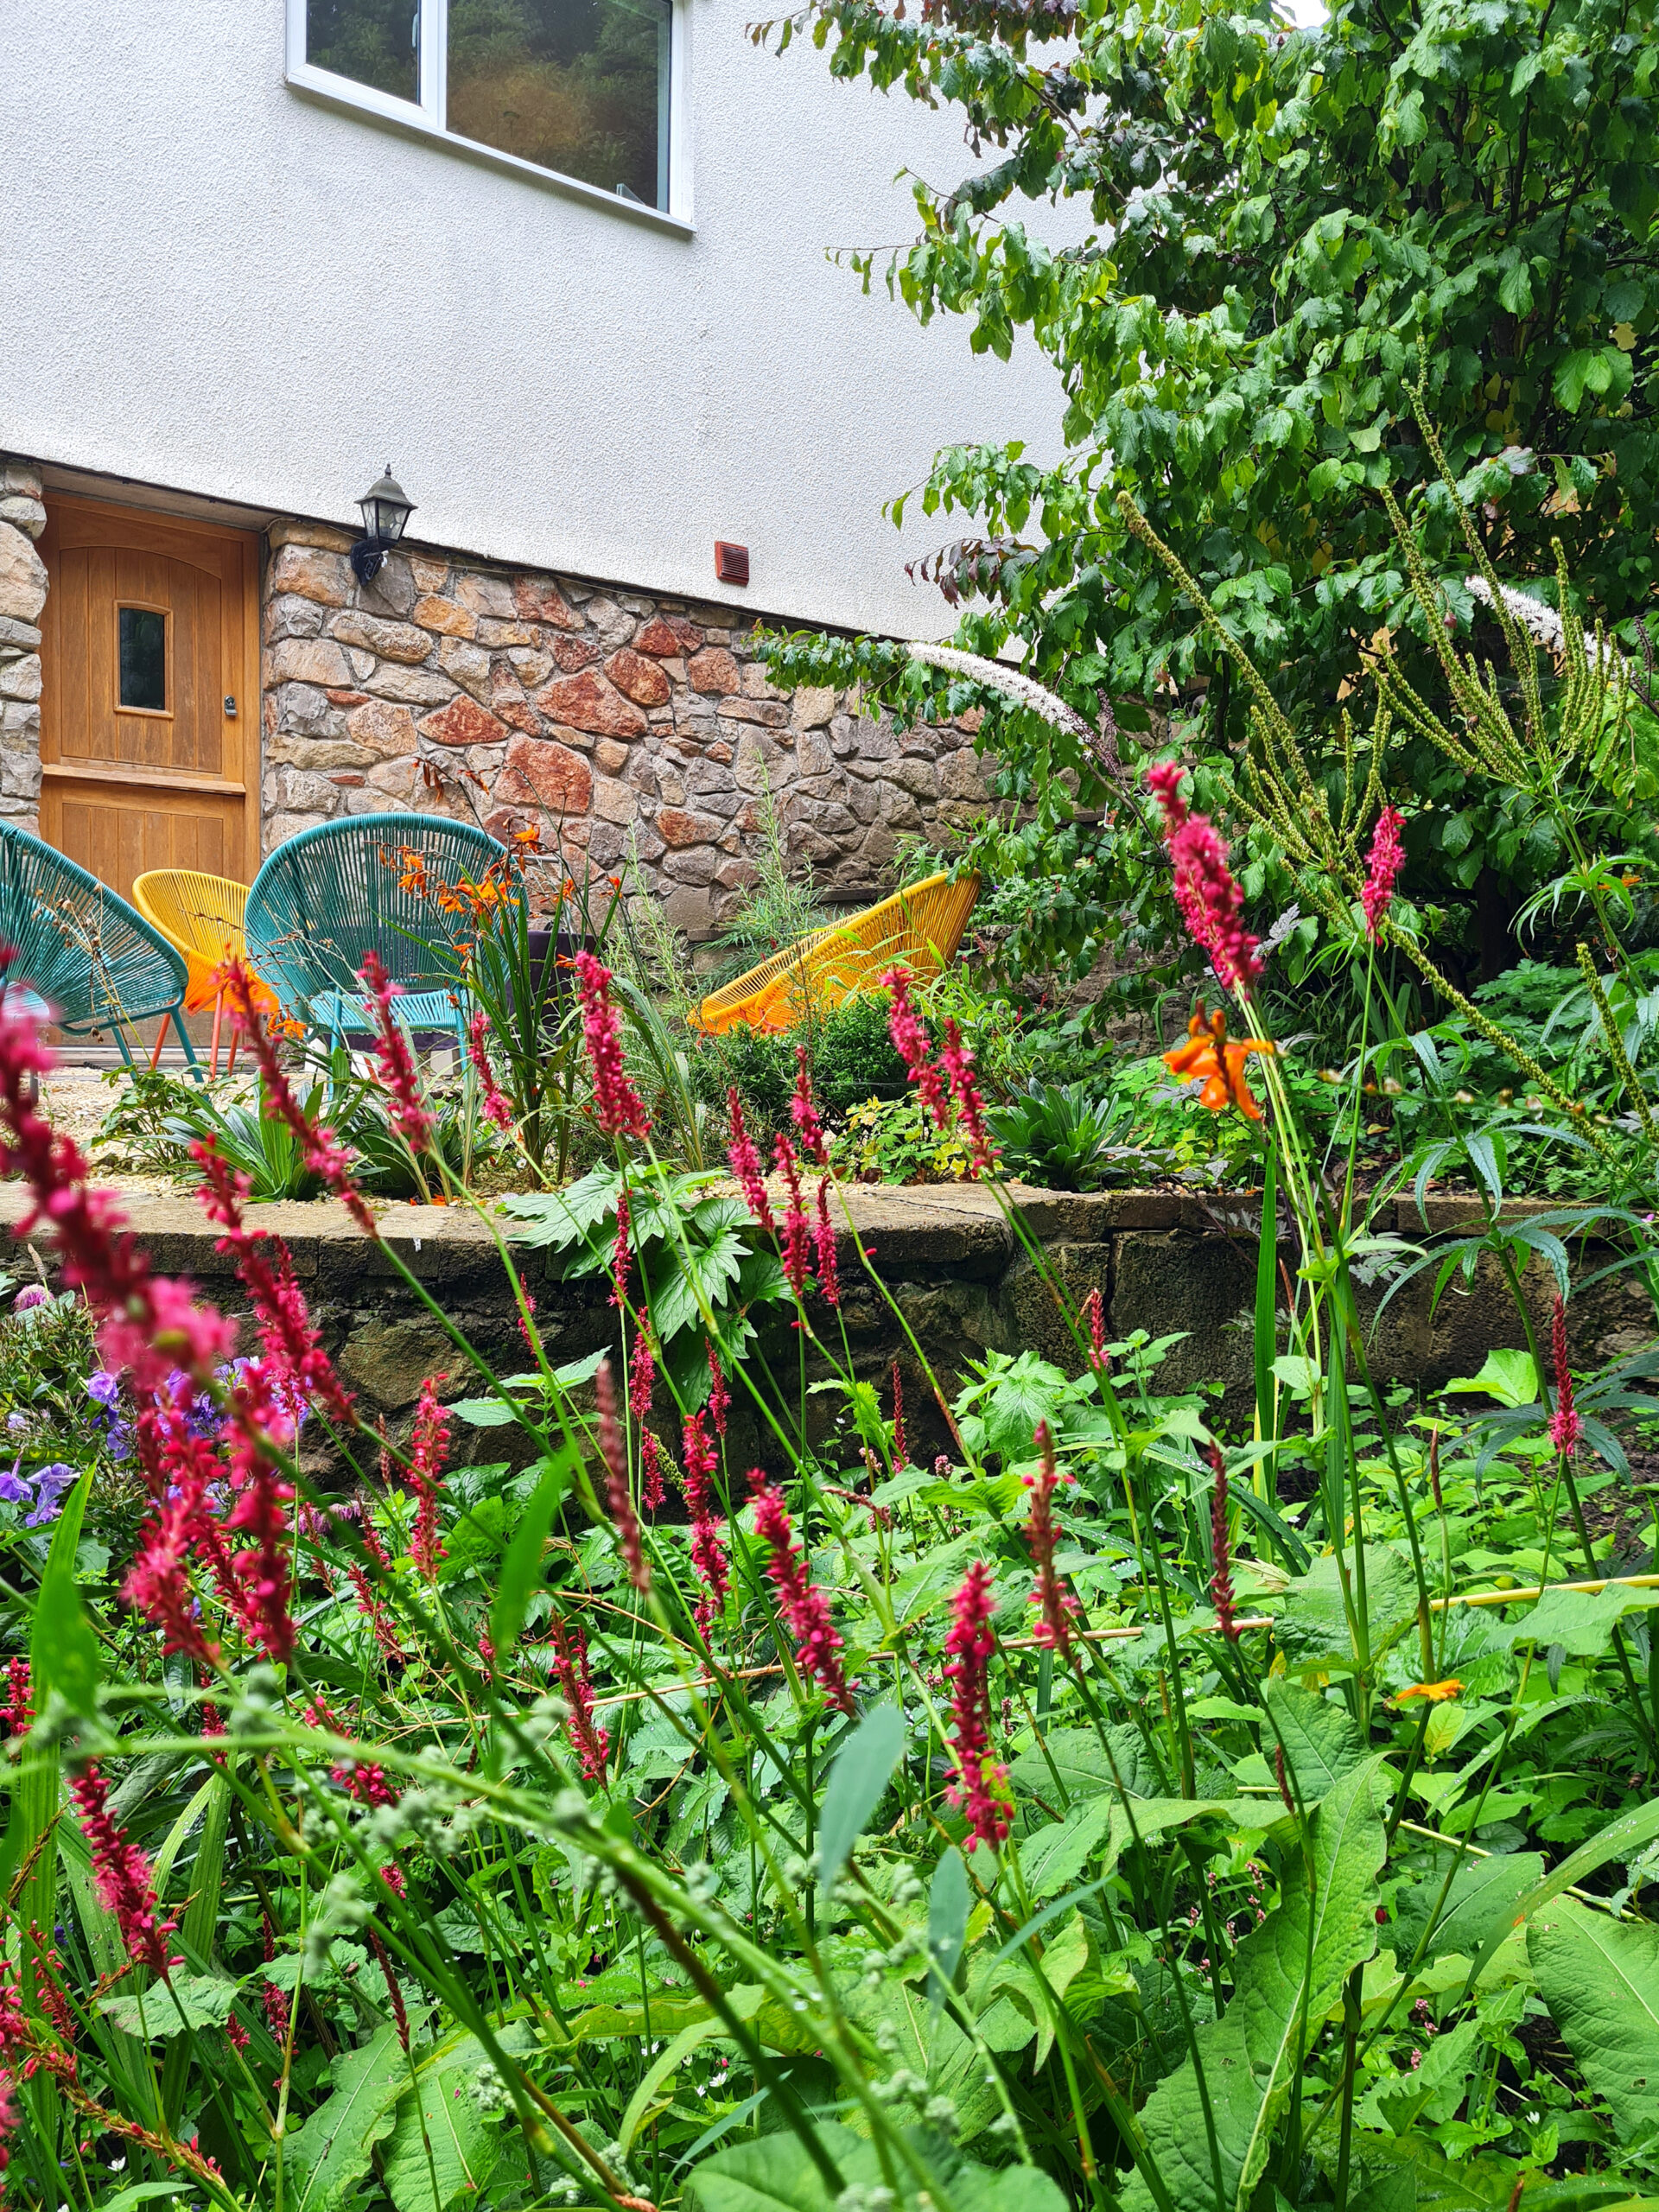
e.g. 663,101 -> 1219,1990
0,459 -> 47,834
261,518 -> 990,932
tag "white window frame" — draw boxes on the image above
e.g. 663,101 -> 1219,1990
285,0 -> 691,232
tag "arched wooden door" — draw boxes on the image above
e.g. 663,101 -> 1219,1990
38,497 -> 260,900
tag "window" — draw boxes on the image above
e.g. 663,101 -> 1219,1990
293,0 -> 677,217
118,607 -> 168,713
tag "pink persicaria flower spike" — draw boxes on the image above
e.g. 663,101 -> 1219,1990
791,1046 -> 830,1167
705,1337 -> 730,1437
223,1360 -> 298,1663
630,1325 -> 666,1511
124,1464 -> 220,1670
217,957 -> 378,1236
192,1136 -> 353,1423
347,1513 -> 407,1662
467,1009 -> 516,1133
595,1357 -> 650,1596
1144,762 -> 1263,993
891,1361 -> 908,1469
883,967 -> 950,1128
610,1188 -> 632,1310
575,950 -> 651,1141
748,1471 -> 856,1714
1549,1294 -> 1581,1455
1083,1287 -> 1109,1375
0,987 -> 238,1392
359,950 -> 435,1153
774,1133 -> 811,1297
1362,805 -> 1407,940
409,1375 -> 451,1578
70,1762 -> 176,1974
1025,1421 -> 1080,1656
2,1656 -> 31,1740
680,1408 -> 729,1635
813,1177 -> 840,1309
944,1560 -> 1010,1852
727,1089 -> 775,1232
1207,1442 -> 1240,1643
938,1018 -> 995,1175
547,1612 -> 610,1782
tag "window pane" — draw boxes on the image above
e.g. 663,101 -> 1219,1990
448,0 -> 671,210
118,609 -> 166,712
308,0 -> 420,102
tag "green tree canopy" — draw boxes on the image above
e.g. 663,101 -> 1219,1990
760,0 -> 1659,991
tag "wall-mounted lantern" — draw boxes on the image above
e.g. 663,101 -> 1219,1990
350,467 -> 416,586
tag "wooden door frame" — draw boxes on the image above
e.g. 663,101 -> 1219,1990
38,493 -> 263,887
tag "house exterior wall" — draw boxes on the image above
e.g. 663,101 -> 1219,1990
261,518 -> 988,932
0,1 -> 1061,643
0,463 -> 47,836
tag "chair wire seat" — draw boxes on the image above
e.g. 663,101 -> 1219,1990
690,871 -> 981,1036
132,868 -> 281,1076
244,814 -> 508,1046
0,822 -> 193,1065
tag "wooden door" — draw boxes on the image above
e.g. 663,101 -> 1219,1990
38,498 -> 260,900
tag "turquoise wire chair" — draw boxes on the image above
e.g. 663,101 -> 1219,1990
0,821 -> 194,1066
245,814 -> 508,1050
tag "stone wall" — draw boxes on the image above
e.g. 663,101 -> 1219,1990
0,460 -> 47,835
262,519 -> 991,935
0,1178 -> 1641,1473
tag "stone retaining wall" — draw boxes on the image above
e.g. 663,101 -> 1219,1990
0,460 -> 47,835
2,1179 -> 1641,1471
261,519 -> 990,935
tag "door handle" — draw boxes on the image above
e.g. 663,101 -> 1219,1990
224,696 -> 238,717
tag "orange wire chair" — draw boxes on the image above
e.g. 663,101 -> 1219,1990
689,871 -> 981,1036
130,870 -> 277,1077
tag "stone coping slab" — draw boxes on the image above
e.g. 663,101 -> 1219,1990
0,1173 -> 1609,1285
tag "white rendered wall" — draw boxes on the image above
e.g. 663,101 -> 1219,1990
0,1 -> 1065,638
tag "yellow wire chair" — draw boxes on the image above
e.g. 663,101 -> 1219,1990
131,870 -> 278,1077
689,870 -> 982,1036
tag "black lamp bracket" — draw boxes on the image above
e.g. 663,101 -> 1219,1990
350,536 -> 389,587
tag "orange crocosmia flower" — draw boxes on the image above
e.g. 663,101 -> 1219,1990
1395,1679 -> 1462,1705
1163,1006 -> 1275,1121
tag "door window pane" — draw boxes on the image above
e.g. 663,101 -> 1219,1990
448,0 -> 671,210
308,0 -> 420,102
118,608 -> 167,713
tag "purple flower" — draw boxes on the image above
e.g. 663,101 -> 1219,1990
0,1457 -> 29,1504
22,1464 -> 73,1528
6,1412 -> 28,1435
12,1285 -> 49,1313
86,1370 -> 121,1411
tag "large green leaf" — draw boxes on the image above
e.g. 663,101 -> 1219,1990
1530,1901 -> 1659,2146
1262,1677 -> 1367,1804
1465,1797 -> 1659,1986
284,2026 -> 406,2212
1020,1796 -> 1114,1900
1122,1758 -> 1386,2212
1488,1583 -> 1659,1657
651,1229 -> 747,1341
1275,1548 -> 1421,1669
817,1701 -> 906,1902
381,2036 -> 502,2211
1390,1853 -> 1545,1972
953,2168 -> 1069,2212
488,1451 -> 570,1660
1347,2133 -> 1526,2212
31,1469 -> 99,1713
1007,1724 -> 1164,1804
99,1973 -> 238,2037
685,2120 -> 873,2212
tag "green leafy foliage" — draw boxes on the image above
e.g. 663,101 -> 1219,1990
1122,1762 -> 1387,2212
